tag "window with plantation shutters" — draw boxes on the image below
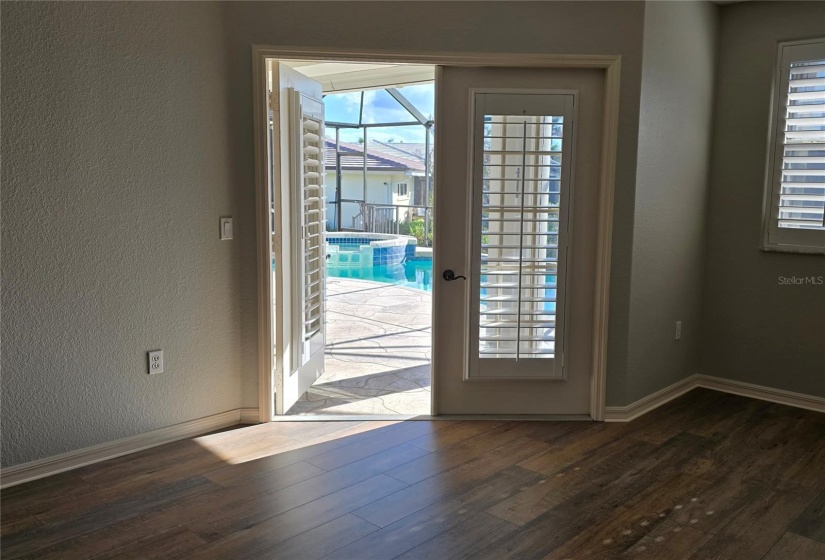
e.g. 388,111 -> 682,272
290,89 -> 326,367
764,39 -> 825,253
468,92 -> 575,380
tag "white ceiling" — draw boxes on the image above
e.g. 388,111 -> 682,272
281,61 -> 435,93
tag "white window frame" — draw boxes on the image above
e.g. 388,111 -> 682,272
762,38 -> 825,255
396,182 -> 408,196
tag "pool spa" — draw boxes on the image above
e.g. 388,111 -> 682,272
325,232 -> 433,291
326,232 -> 416,267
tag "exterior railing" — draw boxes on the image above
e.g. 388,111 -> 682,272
334,202 -> 433,247
363,203 -> 433,247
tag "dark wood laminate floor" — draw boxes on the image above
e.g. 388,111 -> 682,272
2,388 -> 825,560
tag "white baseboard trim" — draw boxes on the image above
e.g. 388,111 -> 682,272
605,373 -> 825,422
5,374 -> 821,487
694,375 -> 825,414
1,407 -> 259,489
604,375 -> 699,422
239,407 -> 262,424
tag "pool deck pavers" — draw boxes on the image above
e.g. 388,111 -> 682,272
286,277 -> 432,415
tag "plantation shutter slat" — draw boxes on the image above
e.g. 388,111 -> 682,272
765,40 -> 825,252
290,91 -> 327,364
775,46 -> 825,232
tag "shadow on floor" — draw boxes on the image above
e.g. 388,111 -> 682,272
286,277 -> 432,416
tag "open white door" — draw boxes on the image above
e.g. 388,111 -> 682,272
269,61 -> 327,415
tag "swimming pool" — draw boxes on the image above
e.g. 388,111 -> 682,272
328,258 -> 434,291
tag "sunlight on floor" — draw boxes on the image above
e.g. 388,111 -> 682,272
193,420 -> 404,465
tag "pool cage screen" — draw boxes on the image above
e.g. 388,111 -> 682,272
326,87 -> 435,246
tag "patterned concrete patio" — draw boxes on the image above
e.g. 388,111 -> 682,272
286,277 -> 431,415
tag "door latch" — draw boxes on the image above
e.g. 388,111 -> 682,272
443,270 -> 466,281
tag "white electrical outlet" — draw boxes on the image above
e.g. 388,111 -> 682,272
148,350 -> 164,374
675,321 -> 682,341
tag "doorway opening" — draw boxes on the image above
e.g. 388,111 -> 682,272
256,49 -> 620,423
268,60 -> 436,416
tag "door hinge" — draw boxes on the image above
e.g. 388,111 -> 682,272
269,91 -> 279,111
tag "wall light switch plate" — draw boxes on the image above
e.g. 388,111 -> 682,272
675,321 -> 682,341
148,350 -> 164,374
220,217 -> 233,240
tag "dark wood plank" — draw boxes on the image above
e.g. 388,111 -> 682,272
186,474 -> 408,559
0,471 -> 96,524
246,514 -> 379,560
393,512 -> 518,560
92,526 -> 207,560
763,532 -> 825,560
488,438 -> 657,526
406,420 -> 504,452
0,515 -> 42,539
202,420 -> 410,486
663,469 -> 765,535
541,506 -> 664,560
351,433 -> 553,527
619,520 -> 711,559
689,487 -> 814,560
380,422 -> 549,486
324,466 -> 541,560
790,490 -> 825,543
3,476 -> 220,559
784,440 -> 825,493
302,420 -> 444,471
186,441 -> 428,541
469,432 -> 715,560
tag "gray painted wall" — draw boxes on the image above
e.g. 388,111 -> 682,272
701,1 -> 825,397
1,2 -> 253,467
615,1 -> 720,405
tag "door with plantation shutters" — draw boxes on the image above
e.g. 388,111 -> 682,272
269,62 -> 327,415
764,39 -> 825,253
433,67 -> 604,415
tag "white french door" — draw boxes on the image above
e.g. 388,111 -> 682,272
433,67 -> 604,415
269,62 -> 327,415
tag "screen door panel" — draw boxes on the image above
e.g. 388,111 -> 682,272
469,93 -> 575,380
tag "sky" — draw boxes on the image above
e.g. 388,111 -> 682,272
323,82 -> 434,144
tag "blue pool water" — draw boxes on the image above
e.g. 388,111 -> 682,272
328,258 -> 434,291
327,258 -> 556,311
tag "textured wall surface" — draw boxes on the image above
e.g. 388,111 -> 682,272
614,1 -> 720,405
1,2 -> 252,467
701,1 -> 825,397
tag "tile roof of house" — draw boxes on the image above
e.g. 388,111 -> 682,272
367,141 -> 428,165
324,139 -> 425,173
